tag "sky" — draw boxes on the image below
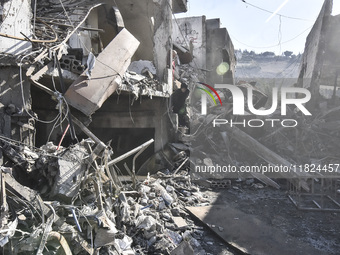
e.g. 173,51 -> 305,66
175,0 -> 340,55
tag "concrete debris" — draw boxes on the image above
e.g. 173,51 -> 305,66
173,217 -> 188,229
1,0 -> 340,254
0,134 -> 220,254
121,71 -> 165,100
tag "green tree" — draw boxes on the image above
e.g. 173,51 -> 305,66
283,51 -> 293,57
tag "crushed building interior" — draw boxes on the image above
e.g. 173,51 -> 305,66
0,0 -> 340,254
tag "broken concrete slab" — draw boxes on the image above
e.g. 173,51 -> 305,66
187,205 -> 328,255
173,216 -> 188,229
173,42 -> 193,64
64,28 -> 140,116
4,172 -> 59,222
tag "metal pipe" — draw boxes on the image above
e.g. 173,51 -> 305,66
72,208 -> 82,232
107,139 -> 154,167
173,157 -> 189,175
132,142 -> 152,188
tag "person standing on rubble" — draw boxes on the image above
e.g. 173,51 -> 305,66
171,82 -> 190,128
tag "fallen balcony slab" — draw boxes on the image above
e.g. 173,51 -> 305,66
64,28 -> 140,116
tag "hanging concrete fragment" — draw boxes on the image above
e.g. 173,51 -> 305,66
64,28 -> 140,116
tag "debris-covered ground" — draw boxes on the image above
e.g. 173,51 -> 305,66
0,135 -> 240,254
172,61 -> 340,255
2,60 -> 340,254
203,181 -> 340,255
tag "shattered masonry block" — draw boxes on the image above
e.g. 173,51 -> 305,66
49,144 -> 88,202
60,56 -> 72,71
71,59 -> 85,74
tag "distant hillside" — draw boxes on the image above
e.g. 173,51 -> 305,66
235,50 -> 302,88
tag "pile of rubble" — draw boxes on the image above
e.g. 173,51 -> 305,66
173,61 -> 340,190
0,135 -> 220,255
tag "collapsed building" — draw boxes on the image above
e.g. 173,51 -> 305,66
0,0 -> 238,254
0,0 -> 190,160
1,0 -> 340,254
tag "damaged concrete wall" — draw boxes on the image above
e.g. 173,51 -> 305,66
172,16 -> 207,70
25,0 -> 179,159
114,0 -> 154,62
32,87 -> 171,160
0,0 -> 178,177
88,95 -> 170,154
172,16 -> 236,85
153,0 -> 173,83
0,0 -> 32,54
66,4 -> 122,59
297,0 -> 333,103
318,14 -> 340,87
114,0 -> 174,83
95,5 -> 119,51
206,18 -> 236,85
0,0 -> 34,162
